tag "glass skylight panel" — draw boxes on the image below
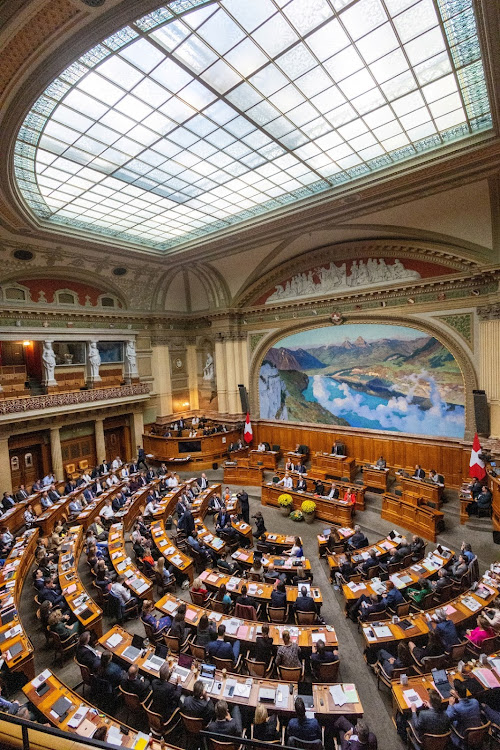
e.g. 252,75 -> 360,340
14,0 -> 492,252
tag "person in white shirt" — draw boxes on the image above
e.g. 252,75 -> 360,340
81,472 -> 91,484
327,482 -> 339,499
277,472 -> 293,489
111,457 -> 122,471
192,416 -> 199,427
111,575 -> 139,617
24,506 -> 37,528
106,474 -> 119,487
198,473 -> 208,491
189,429 -> 197,437
167,474 -> 179,487
144,498 -> 158,517
258,442 -> 266,452
94,480 -> 103,495
42,474 -> 55,487
100,499 -> 114,521
120,466 -> 129,478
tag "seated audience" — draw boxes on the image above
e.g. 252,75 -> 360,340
150,664 -> 182,719
275,630 -> 301,669
120,664 -> 150,701
183,680 -> 215,724
253,704 -> 280,741
207,699 -> 242,737
287,697 -> 321,742
410,688 -> 451,740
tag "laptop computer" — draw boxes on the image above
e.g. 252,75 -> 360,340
178,653 -> 193,669
432,669 -> 452,699
131,634 -> 144,650
258,687 -> 276,703
298,682 -> 315,710
1,608 -> 16,626
155,644 -> 168,659
122,646 -> 141,662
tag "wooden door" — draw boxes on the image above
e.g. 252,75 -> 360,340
9,445 -> 42,490
104,426 -> 125,462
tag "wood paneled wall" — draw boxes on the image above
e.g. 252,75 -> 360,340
254,421 -> 471,489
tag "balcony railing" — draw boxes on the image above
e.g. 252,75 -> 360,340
0,383 -> 150,414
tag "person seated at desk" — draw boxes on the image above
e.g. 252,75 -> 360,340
207,623 -> 240,662
431,567 -> 452,594
409,630 -> 446,665
410,535 -> 425,561
465,614 -> 495,647
141,599 -> 172,633
450,554 -> 468,580
192,576 -> 209,602
325,481 -> 339,500
183,679 -> 215,724
429,469 -> 445,485
460,542 -> 474,564
432,608 -> 460,650
292,565 -> 313,586
395,536 -> 411,561
446,679 -> 481,746
314,479 -> 325,496
285,536 -> 303,558
95,558 -> 114,589
383,580 -> 404,610
310,638 -> 338,676
343,488 -> 356,504
207,699 -> 242,738
333,717 -> 377,750
153,556 -> 175,589
48,609 -> 79,639
68,497 -> 83,517
295,584 -> 316,613
468,478 -> 482,500
48,483 -> 61,502
64,479 -> 77,495
271,581 -> 287,609
257,442 -> 266,452
467,484 -> 492,516
1,493 -> 15,511
347,525 -> 368,550
111,575 -> 139,618
23,505 -> 37,529
196,613 -> 217,647
99,498 -> 115,524
287,697 -> 321,743
0,685 -> 24,715
276,630 -> 301,668
98,651 -> 124,691
178,509 -> 195,537
151,663 -> 182,720
483,601 -> 500,631
208,493 -> 224,514
277,472 -> 293,489
252,511 -> 267,539
296,462 -> 307,475
407,576 -> 432,606
249,558 -> 265,581
253,705 -> 280,742
40,492 -> 53,510
266,562 -> 286,584
376,643 -> 412,678
121,664 -> 150,701
331,442 -> 346,456
296,476 -> 307,492
356,549 -> 378,577
236,584 -> 256,609
254,623 -> 273,664
410,689 -> 451,744
413,464 -> 425,479
285,459 -> 295,472
348,592 -> 385,622
215,584 -> 233,614
217,551 -> 243,576
76,630 -> 101,671
40,578 -> 66,608
170,605 -> 188,642
375,456 -> 386,469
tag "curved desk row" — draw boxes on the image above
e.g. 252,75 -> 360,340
326,532 -> 403,577
0,528 -> 38,680
58,526 -> 103,637
262,482 -> 355,526
143,429 -> 242,472
232,548 -> 313,576
273,468 -> 365,511
150,520 -> 194,584
199,569 -> 323,607
317,526 -> 355,556
108,523 -> 153,601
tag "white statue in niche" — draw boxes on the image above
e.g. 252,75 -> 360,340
42,341 -> 57,385
88,342 -> 101,381
266,257 -> 421,302
125,340 -> 138,379
37,290 -> 47,303
203,352 -> 214,382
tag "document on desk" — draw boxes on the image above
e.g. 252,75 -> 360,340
404,689 -> 423,708
106,633 -> 123,648
461,596 -> 482,612
373,625 -> 393,638
330,685 -> 347,706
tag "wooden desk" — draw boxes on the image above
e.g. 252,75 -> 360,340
273,468 -> 365,511
74,482 -> 125,530
150,597 -> 337,650
194,518 -> 226,556
143,429 -> 241,471
382,493 -> 445,542
0,501 -> 28,534
262,482 -> 355,526
98,624 -> 357,719
363,466 -> 390,492
317,526 -> 355,556
151,483 -> 186,520
400,475 -> 443,507
0,528 -> 38,680
311,453 -> 357,481
223,464 -> 264,486
58,526 -> 103,637
150,520 -> 194,584
286,451 -> 306,464
341,547 -> 453,605
199,569 -> 323,607
232,548 -> 312,576
108,523 -> 153,601
23,669 -> 170,748
361,580 -> 498,648
249,450 -> 280,469
327,535 -> 400,578
262,532 -> 302,551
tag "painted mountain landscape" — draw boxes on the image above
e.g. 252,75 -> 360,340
259,324 -> 465,438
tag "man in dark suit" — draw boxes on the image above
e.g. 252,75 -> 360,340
410,689 -> 451,740
332,442 -> 346,456
76,631 -> 101,671
270,582 -> 287,609
150,664 -> 181,720
99,460 -> 110,475
347,525 -> 368,550
137,446 -> 148,470
183,680 -> 215,725
207,700 -> 242,737
178,509 -> 195,537
48,484 -> 61,502
129,461 -> 138,474
236,490 -> 249,524
83,487 -> 94,504
296,477 -> 307,492
216,509 -> 231,533
145,468 -> 155,483
120,665 -> 150,701
314,479 -> 325,496
197,473 -> 208,490
413,464 -> 425,479
40,579 -> 66,608
64,480 -> 76,495
326,482 -> 339,499
15,485 -> 29,502
296,463 -> 307,475
2,493 -> 15,511
295,585 -> 316,613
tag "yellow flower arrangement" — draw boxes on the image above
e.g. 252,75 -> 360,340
278,493 -> 293,507
301,500 -> 316,514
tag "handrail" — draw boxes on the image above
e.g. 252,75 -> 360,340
0,711 -> 121,750
0,383 -> 149,414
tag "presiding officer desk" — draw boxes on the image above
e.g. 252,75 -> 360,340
0,528 -> 38,681
24,668 -> 173,749
199,569 -> 323,609
272,468 -> 365,511
249,449 -> 281,469
310,452 -> 357,482
399,475 -> 444,508
58,526 -> 103,638
143,428 -> 242,472
231,548 -> 313,577
262,482 -> 355,526
97,624 -> 359,722
223,461 -> 264,487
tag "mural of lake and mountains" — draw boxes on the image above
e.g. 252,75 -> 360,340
259,324 -> 465,438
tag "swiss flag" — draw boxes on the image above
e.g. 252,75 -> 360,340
469,432 -> 486,480
243,412 -> 253,444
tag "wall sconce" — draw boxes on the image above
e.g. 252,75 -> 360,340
183,402 -> 190,407
22,340 -> 31,347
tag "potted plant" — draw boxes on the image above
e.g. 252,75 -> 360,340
301,499 -> 316,524
290,510 -> 303,522
278,493 -> 293,516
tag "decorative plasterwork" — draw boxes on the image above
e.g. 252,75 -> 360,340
236,239 -> 479,308
477,304 -> 500,320
436,313 -> 474,349
248,313 -> 479,441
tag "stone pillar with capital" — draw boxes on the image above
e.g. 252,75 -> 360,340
186,342 -> 200,411
0,437 -> 12,494
94,418 -> 106,464
225,338 -> 240,414
151,339 -> 173,416
130,411 -> 144,454
50,426 -> 64,481
215,337 -> 228,414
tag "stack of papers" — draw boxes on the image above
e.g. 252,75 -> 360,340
404,689 -> 423,708
106,633 -> 122,648
461,596 -> 482,612
329,684 -> 358,706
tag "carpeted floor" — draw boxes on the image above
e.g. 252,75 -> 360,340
16,467 -> 499,749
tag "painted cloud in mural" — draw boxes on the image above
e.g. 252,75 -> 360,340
259,324 -> 465,439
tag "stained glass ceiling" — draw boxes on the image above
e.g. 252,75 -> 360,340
15,0 -> 491,253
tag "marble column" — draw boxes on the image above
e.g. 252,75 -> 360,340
225,338 -> 240,414
151,342 -> 173,416
186,343 -> 200,411
0,438 -> 12,494
215,338 -> 228,414
480,319 -> 500,436
50,426 -> 64,481
130,411 -> 144,454
94,418 -> 106,465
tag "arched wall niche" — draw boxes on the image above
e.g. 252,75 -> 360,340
249,314 -> 478,441
235,239 -> 480,309
0,270 -> 127,309
159,262 -> 231,313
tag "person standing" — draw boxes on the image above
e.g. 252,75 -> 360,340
237,489 -> 250,524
